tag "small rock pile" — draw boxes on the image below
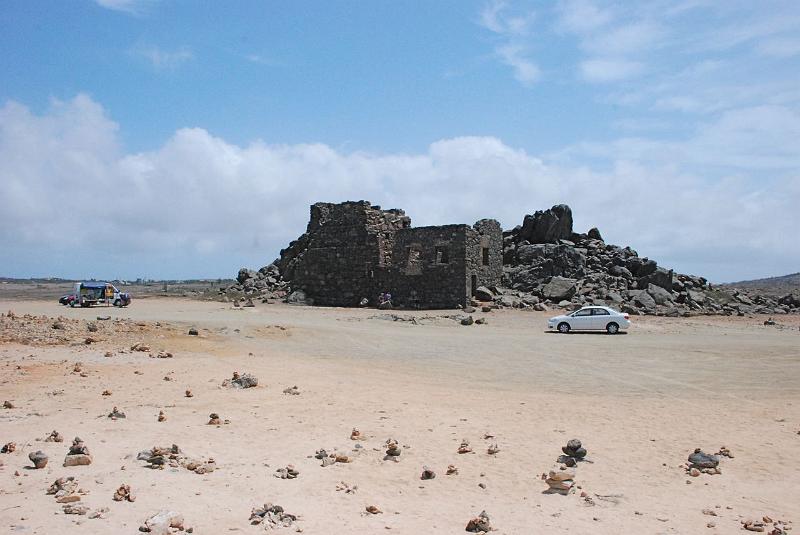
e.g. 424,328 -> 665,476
543,464 -> 576,494
741,516 -> 793,534
63,437 -> 92,466
465,510 -> 493,533
458,439 -> 473,454
222,371 -> 258,389
44,430 -> 64,442
282,385 -> 300,395
2,442 -> 16,453
113,484 -> 136,502
108,406 -> 126,419
384,438 -> 402,460
250,503 -> 299,530
686,448 -> 722,476
274,465 -> 300,479
137,444 -> 216,475
47,476 -> 81,503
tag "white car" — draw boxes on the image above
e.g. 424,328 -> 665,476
547,306 -> 630,334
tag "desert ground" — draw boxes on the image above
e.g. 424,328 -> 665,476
1,294 -> 798,534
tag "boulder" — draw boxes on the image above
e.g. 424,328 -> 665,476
609,265 -> 633,279
647,283 -> 673,305
142,510 -> 184,535
542,277 -> 578,301
631,291 -> 656,312
688,449 -> 719,469
473,286 -> 494,302
518,204 -> 573,243
286,290 -> 309,305
587,227 -> 603,241
638,267 -> 673,291
237,268 -> 257,285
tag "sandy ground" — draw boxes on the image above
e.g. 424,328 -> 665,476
0,298 -> 798,534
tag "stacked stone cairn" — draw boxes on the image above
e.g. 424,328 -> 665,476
63,437 -> 92,467
544,439 -> 587,494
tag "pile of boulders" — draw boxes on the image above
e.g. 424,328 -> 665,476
494,205 -> 799,316
218,264 -> 290,302
230,202 -> 798,316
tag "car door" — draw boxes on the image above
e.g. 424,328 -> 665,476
591,307 -> 610,330
571,308 -> 593,330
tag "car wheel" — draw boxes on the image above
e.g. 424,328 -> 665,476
606,322 -> 619,334
557,322 -> 571,334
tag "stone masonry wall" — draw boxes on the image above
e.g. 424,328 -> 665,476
386,225 -> 470,309
285,201 -> 411,307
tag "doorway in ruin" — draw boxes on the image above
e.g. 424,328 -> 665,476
470,274 -> 477,296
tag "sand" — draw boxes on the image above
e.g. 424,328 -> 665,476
1,297 -> 798,534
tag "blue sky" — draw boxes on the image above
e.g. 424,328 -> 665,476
1,1 -> 799,282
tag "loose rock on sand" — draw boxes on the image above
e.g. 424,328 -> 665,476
140,510 -> 185,534
29,450 -> 48,468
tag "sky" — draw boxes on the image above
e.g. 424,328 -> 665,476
1,0 -> 798,283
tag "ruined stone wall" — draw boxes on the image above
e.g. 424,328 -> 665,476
278,201 -> 502,309
287,201 -> 410,306
386,225 -> 470,309
467,219 -> 503,292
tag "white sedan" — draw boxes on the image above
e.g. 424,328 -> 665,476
547,306 -> 631,334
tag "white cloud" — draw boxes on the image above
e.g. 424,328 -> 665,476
580,58 -> 643,83
496,44 -> 540,86
1,94 -> 798,282
131,45 -> 193,69
479,0 -> 540,86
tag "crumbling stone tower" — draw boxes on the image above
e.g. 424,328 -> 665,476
278,201 -> 502,308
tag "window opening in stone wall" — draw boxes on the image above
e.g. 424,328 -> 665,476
406,246 -> 422,275
436,246 -> 449,264
482,247 -> 489,266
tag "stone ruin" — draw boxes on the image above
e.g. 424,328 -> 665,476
225,201 -> 799,316
276,201 -> 503,309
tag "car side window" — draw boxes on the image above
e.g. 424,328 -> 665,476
574,309 -> 592,316
592,308 -> 610,315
